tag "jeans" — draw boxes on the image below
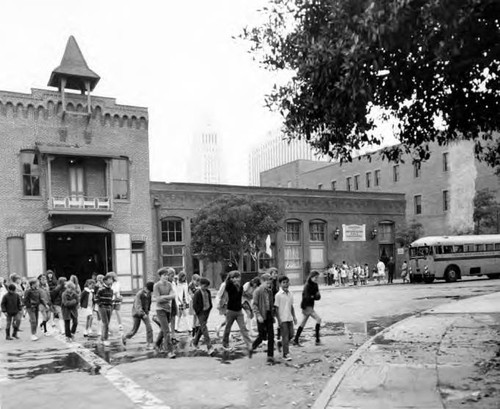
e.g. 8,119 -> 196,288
192,310 -> 211,349
222,309 -> 251,349
6,313 -> 20,333
27,307 -> 39,335
280,321 -> 294,356
251,311 -> 274,357
99,306 -> 113,340
124,314 -> 153,343
154,309 -> 172,351
64,317 -> 78,338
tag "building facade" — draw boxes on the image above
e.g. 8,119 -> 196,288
0,37 -> 153,292
261,141 -> 500,236
150,182 -> 405,286
248,130 -> 327,186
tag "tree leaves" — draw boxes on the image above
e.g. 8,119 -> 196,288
242,0 -> 500,170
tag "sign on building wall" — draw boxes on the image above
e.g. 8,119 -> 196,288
342,224 -> 366,242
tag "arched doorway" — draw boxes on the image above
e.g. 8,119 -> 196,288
45,224 -> 112,282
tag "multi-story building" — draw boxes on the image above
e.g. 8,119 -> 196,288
261,140 -> 500,236
248,130 -> 327,186
187,126 -> 222,184
0,36 -> 153,292
150,182 -> 405,286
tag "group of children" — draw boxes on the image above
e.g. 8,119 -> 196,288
0,271 -> 123,344
324,262 -> 371,286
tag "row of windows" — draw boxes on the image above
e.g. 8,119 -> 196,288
286,221 -> 326,242
411,242 -> 500,257
21,151 -> 129,200
322,153 -> 450,191
413,190 -> 449,215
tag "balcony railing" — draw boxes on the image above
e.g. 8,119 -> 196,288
48,196 -> 113,216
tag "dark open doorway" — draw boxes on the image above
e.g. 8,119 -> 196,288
45,232 -> 112,283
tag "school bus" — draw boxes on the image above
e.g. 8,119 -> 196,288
408,235 -> 500,283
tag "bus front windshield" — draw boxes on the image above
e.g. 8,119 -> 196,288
409,246 -> 432,258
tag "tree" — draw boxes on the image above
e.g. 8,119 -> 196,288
190,195 -> 285,269
473,189 -> 500,234
395,220 -> 424,247
243,0 -> 500,169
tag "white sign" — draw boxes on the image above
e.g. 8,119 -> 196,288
397,248 -> 405,255
342,224 -> 366,242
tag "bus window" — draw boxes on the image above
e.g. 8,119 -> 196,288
454,245 -> 464,253
485,243 -> 494,251
418,246 -> 431,257
443,245 -> 453,254
476,244 -> 485,252
434,246 -> 443,254
465,244 -> 474,252
409,247 -> 417,258
495,243 -> 500,251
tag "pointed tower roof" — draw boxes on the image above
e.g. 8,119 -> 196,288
48,36 -> 100,91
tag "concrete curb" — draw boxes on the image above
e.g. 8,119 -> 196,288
310,313 -> 417,409
311,291 -> 500,409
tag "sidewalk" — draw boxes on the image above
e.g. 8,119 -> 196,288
312,291 -> 500,409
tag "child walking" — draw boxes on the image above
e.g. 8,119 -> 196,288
80,279 -> 95,337
191,277 -> 215,355
61,282 -> 80,341
294,270 -> 322,346
122,281 -> 154,349
274,275 -> 297,361
251,273 -> 275,364
1,284 -> 22,340
24,278 -> 48,341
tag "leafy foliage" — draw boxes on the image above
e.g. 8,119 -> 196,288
190,195 -> 285,267
395,220 -> 424,247
243,0 -> 500,169
473,189 -> 500,234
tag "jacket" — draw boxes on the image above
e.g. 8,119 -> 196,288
61,289 -> 79,320
132,288 -> 152,317
300,281 -> 321,310
252,285 -> 274,321
1,291 -> 22,315
24,288 -> 47,309
50,284 -> 65,306
80,288 -> 93,309
192,288 -> 212,316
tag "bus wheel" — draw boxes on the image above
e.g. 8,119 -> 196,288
445,266 -> 459,282
487,274 -> 500,279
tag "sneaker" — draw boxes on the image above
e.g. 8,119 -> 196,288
283,354 -> 292,361
6,336 -> 12,341
44,332 -> 52,337
222,345 -> 234,352
167,351 -> 176,359
31,335 -> 39,341
122,335 -> 127,346
103,340 -> 111,347
248,347 -> 253,359
207,347 -> 216,356
277,340 -> 282,353
66,337 -> 73,342
266,357 -> 275,365
315,340 -> 322,346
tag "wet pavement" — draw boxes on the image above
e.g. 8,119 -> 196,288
1,278 -> 500,408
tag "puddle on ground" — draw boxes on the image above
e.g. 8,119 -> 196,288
5,350 -> 97,380
3,313 -> 414,379
323,313 -> 413,338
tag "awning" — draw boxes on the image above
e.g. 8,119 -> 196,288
36,144 -> 124,159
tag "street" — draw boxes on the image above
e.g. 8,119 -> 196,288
1,277 -> 499,409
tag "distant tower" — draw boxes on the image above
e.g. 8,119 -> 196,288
187,125 -> 222,184
249,130 -> 326,186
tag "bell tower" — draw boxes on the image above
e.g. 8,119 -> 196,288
48,36 -> 100,115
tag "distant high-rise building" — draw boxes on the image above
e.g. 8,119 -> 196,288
188,126 -> 222,184
249,130 -> 326,186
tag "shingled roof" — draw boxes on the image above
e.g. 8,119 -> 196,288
48,36 -> 100,91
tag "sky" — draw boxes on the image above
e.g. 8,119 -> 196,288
0,0 -> 285,185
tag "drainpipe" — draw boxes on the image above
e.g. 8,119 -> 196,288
153,197 -> 162,274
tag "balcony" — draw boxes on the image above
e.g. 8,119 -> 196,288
48,196 -> 113,216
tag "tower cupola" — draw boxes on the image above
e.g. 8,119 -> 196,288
48,36 -> 100,114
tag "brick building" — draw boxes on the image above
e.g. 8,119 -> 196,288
150,182 -> 405,286
0,37 -> 153,292
261,141 -> 500,237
